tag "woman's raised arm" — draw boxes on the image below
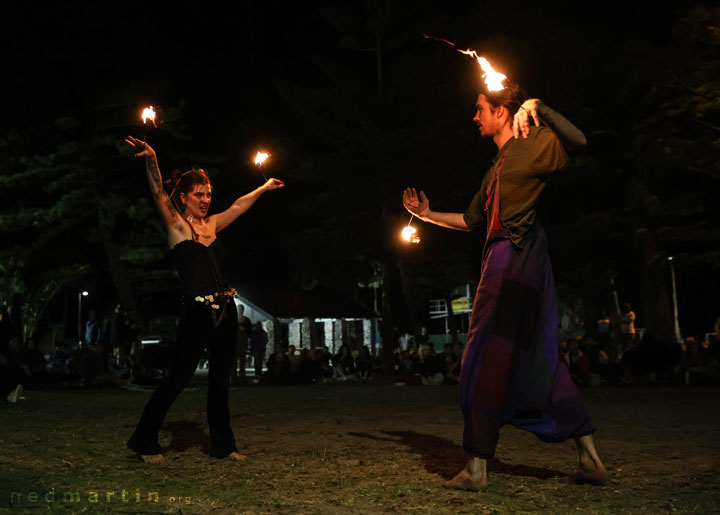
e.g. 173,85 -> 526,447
126,135 -> 181,229
213,178 -> 284,233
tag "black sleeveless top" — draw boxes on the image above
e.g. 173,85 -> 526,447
169,239 -> 231,298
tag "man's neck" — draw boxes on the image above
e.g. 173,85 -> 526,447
493,125 -> 514,150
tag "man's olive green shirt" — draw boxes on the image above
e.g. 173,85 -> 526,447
463,126 -> 569,248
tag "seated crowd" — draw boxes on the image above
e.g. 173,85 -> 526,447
560,332 -> 720,386
259,343 -> 381,385
4,299 -> 719,403
394,340 -> 465,386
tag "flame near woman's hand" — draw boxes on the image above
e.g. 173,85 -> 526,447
254,151 -> 271,181
254,151 -> 271,166
141,106 -> 157,127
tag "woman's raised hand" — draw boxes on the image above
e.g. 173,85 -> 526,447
263,178 -> 285,190
125,135 -> 156,158
403,187 -> 430,217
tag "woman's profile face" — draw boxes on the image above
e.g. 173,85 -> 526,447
181,183 -> 212,219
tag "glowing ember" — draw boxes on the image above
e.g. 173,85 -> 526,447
423,34 -> 507,91
141,106 -> 157,127
401,225 -> 420,244
254,151 -> 271,166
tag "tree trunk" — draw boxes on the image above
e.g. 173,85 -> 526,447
629,178 -> 675,346
380,259 -> 396,376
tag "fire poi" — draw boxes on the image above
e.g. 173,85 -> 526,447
422,34 -> 508,91
254,151 -> 271,181
141,106 -> 157,128
401,214 -> 420,244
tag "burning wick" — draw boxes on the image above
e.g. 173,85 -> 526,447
254,151 -> 271,181
401,214 -> 421,244
141,106 -> 157,128
422,34 -> 507,92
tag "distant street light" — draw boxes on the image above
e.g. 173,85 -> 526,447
78,291 -> 88,345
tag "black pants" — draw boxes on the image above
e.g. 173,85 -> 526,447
127,298 -> 238,457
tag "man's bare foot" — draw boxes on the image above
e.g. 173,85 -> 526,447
573,435 -> 608,485
139,454 -> 164,463
443,457 -> 487,491
227,452 -> 247,462
572,463 -> 609,484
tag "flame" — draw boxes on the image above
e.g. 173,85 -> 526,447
401,225 -> 420,244
254,151 -> 270,166
476,56 -> 507,92
141,106 -> 157,127
423,34 -> 507,92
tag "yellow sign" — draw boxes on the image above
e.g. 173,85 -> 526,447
451,297 -> 471,312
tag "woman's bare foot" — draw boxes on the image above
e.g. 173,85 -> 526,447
227,452 -> 247,462
443,457 -> 487,491
139,454 -> 164,463
573,435 -> 608,484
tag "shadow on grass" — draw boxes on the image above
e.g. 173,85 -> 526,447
163,421 -> 211,454
349,430 -> 566,480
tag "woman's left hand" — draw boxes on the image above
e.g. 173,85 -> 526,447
513,98 -> 542,139
263,178 -> 285,190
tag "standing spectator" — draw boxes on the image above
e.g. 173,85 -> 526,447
110,304 -> 132,366
620,303 -> 637,352
85,310 -> 102,347
249,322 -> 268,381
232,304 -> 253,384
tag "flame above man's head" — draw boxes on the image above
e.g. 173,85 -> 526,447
423,34 -> 508,92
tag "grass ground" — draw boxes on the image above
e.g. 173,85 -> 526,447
1,379 -> 719,514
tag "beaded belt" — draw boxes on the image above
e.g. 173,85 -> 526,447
192,288 -> 237,310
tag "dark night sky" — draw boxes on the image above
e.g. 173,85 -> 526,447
2,1 -> 718,334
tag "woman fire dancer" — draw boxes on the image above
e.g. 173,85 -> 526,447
125,135 -> 283,461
